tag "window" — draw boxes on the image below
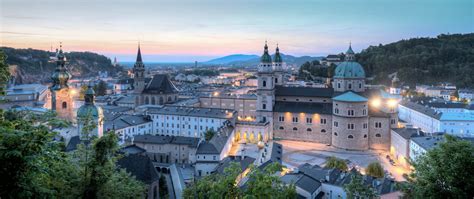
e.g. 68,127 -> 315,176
335,108 -> 339,114
307,128 -> 312,132
364,134 -> 367,138
348,110 -> 354,116
348,84 -> 352,89
306,118 -> 312,124
376,133 -> 381,137
278,116 -> 284,122
275,78 -> 278,83
334,132 -> 338,136
263,80 -> 266,87
320,118 -> 327,124
391,119 -> 396,125
262,104 -> 266,109
334,121 -> 339,127
363,109 -> 367,115
348,123 -> 355,129
359,83 -> 362,88
293,127 -> 298,131
321,129 -> 326,133
292,117 -> 298,123
62,102 -> 67,109
363,123 -> 368,129
279,126 -> 284,130
348,135 -> 354,139
338,83 -> 341,88
375,122 -> 382,128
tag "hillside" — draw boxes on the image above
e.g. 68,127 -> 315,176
1,47 -> 123,84
205,53 -> 323,67
356,33 -> 474,88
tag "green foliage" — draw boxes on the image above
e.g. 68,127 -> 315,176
0,50 -> 10,96
344,173 -> 377,199
365,162 -> 384,178
357,33 -> 474,88
0,110 -> 145,198
94,80 -> 108,96
183,162 -> 296,199
159,175 -> 169,198
402,135 -> 474,198
324,156 -> 348,171
205,129 -> 216,141
79,84 -> 88,100
298,60 -> 335,80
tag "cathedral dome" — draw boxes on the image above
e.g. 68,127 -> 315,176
260,41 -> 272,63
273,45 -> 283,63
77,84 -> 103,119
334,44 -> 365,78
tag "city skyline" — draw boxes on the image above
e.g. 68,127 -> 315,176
1,0 -> 473,62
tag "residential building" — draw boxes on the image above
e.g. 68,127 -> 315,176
131,134 -> 200,164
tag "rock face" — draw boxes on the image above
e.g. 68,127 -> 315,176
2,47 -> 123,84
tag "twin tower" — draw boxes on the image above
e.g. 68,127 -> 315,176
256,41 -> 285,124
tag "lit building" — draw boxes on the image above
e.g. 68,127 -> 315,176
76,84 -> 104,139
49,44 -> 75,121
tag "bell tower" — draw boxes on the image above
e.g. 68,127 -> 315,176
256,41 -> 275,124
50,43 -> 74,121
273,44 -> 285,86
133,43 -> 146,94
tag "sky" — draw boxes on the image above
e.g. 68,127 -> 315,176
1,0 -> 473,62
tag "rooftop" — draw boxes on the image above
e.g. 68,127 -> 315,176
333,91 -> 368,102
400,101 -> 442,119
131,134 -> 200,148
440,112 -> 474,121
275,86 -> 334,98
146,105 -> 236,119
411,135 -> 445,150
273,101 -> 332,114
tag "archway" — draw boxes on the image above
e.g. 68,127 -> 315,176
249,132 -> 255,143
257,132 -> 262,142
151,97 -> 156,105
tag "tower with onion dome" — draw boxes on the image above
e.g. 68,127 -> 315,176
273,44 -> 285,86
256,41 -> 275,125
77,83 -> 104,139
50,43 -> 74,121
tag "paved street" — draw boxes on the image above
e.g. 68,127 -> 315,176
277,140 -> 409,181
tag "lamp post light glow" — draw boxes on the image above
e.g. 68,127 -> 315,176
387,99 -> 398,107
371,98 -> 381,108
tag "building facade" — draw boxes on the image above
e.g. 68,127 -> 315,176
49,45 -> 75,121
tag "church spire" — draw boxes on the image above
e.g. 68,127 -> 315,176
50,42 -> 71,91
260,40 -> 272,63
273,43 -> 283,63
136,43 -> 143,63
345,42 -> 355,61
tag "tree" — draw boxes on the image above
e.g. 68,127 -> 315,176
159,175 -> 169,198
365,162 -> 384,178
79,84 -> 88,100
205,129 -> 216,141
324,156 -> 348,171
0,50 -> 9,96
402,135 -> 474,198
344,173 -> 377,199
183,162 -> 296,199
94,80 -> 107,96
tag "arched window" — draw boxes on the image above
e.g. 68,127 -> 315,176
293,127 -> 298,131
151,97 -> 156,105
321,129 -> 326,133
334,132 -> 338,136
348,135 -> 354,139
159,97 -> 164,105
338,83 -> 341,88
275,78 -> 278,83
364,134 -> 367,138
359,83 -> 362,88
376,134 -> 381,137
168,96 -> 172,102
306,128 -> 312,132
145,96 -> 149,104
263,80 -> 267,87
62,101 -> 67,109
279,126 -> 284,130
348,84 -> 352,89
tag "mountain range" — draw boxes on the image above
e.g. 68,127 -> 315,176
204,54 -> 323,66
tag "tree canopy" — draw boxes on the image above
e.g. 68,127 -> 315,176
324,156 -> 348,171
344,173 -> 377,199
365,162 -> 384,178
401,135 -> 474,198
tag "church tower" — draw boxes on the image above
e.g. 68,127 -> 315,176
256,41 -> 275,124
50,43 -> 74,121
273,44 -> 285,86
77,83 -> 104,140
133,44 -> 146,94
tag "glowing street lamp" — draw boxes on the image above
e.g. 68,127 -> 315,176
387,99 -> 398,107
371,98 -> 381,108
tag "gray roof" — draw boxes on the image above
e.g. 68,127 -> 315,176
197,134 -> 230,154
214,156 -> 256,174
400,101 -> 442,119
65,136 -> 81,152
273,102 -> 332,114
119,144 -> 146,155
296,175 -> 322,193
146,105 -> 237,119
101,105 -> 132,113
411,135 -> 445,150
117,154 -> 159,185
104,114 -> 152,131
132,134 -> 200,148
143,74 -> 178,94
275,86 -> 334,98
392,128 -> 423,140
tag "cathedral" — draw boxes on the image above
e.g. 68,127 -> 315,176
226,42 -> 400,151
49,44 -> 75,122
131,44 -> 179,106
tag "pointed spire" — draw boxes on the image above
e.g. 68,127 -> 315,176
260,40 -> 272,63
345,42 -> 355,61
274,43 -> 283,63
136,42 -> 143,62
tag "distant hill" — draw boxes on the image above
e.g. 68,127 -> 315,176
356,33 -> 474,88
205,54 -> 259,64
1,47 -> 123,84
205,53 -> 323,67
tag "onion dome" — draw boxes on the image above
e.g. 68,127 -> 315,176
50,44 -> 71,91
334,43 -> 365,78
77,83 -> 103,119
260,41 -> 272,63
273,44 -> 283,63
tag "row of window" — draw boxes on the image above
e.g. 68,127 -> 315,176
333,122 -> 368,129
278,126 -> 327,133
334,108 -> 367,116
159,123 -> 216,131
337,82 -> 363,89
152,115 -> 217,123
333,133 -> 382,138
278,116 -> 327,124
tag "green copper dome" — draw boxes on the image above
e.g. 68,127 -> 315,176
260,42 -> 272,63
334,61 -> 365,78
77,84 -> 103,119
273,45 -> 283,63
